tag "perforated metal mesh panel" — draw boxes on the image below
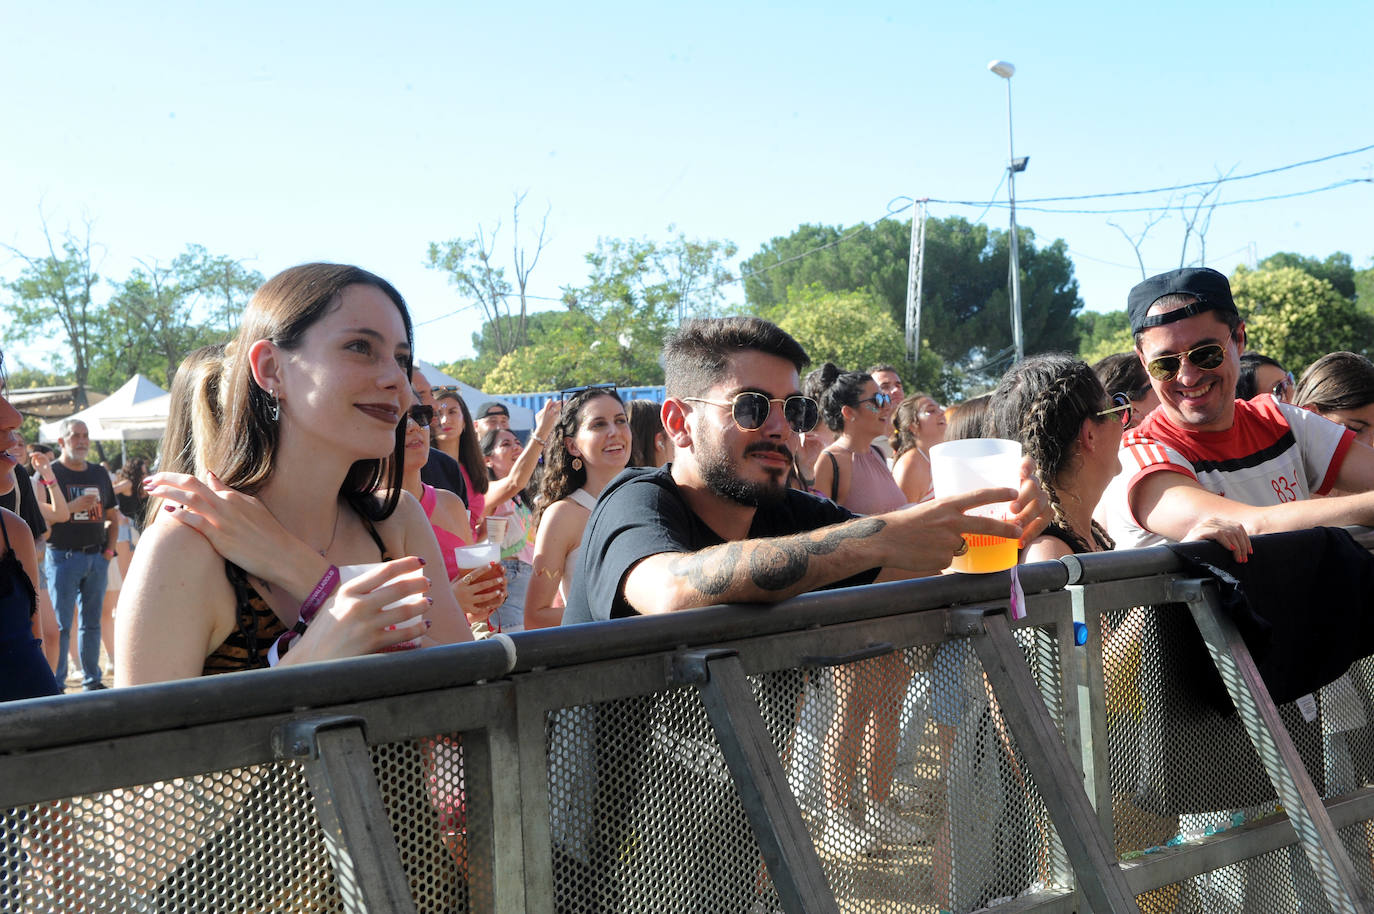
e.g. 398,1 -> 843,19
546,684 -> 783,914
0,736 -> 470,913
544,635 -> 1066,914
1104,604 -> 1304,855
1104,604 -> 1374,912
1135,834 -> 1349,914
0,762 -> 340,912
371,734 -> 470,912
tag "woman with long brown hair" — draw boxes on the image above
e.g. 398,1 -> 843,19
120,263 -> 473,685
523,387 -> 631,629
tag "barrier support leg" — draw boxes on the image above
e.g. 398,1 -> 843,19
965,610 -> 1143,914
275,715 -> 419,914
1176,578 -> 1372,914
672,649 -> 840,914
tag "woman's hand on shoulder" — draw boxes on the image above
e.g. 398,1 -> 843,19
144,471 -> 329,601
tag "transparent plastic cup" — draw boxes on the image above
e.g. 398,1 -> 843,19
928,438 -> 1021,573
453,541 -> 500,574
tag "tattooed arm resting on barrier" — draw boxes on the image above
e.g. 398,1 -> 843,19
621,488 -> 1029,615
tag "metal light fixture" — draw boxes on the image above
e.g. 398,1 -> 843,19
988,59 -> 1025,363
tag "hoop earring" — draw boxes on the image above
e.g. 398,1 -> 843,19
571,457 -> 583,472
269,389 -> 281,422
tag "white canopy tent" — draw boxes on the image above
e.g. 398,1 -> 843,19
38,374 -> 171,443
413,360 -> 534,430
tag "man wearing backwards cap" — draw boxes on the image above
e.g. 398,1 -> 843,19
474,401 -> 511,437
1104,266 -> 1374,549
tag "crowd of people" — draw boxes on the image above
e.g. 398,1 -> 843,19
6,261 -> 1374,904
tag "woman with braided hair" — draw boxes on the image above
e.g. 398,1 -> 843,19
988,354 -> 1125,559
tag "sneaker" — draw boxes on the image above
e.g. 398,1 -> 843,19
864,800 -> 925,844
82,681 -> 108,692
820,809 -> 880,857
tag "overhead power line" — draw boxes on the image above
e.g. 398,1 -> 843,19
953,178 -> 1370,215
420,141 -> 1373,325
942,141 -> 1374,206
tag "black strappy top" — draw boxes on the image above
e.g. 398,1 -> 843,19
202,511 -> 394,676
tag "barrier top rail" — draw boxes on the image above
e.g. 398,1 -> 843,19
1,529 -> 1366,756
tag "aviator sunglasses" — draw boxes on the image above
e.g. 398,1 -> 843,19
683,392 -> 820,434
1145,343 -> 1227,382
406,404 -> 435,428
1096,392 -> 1134,429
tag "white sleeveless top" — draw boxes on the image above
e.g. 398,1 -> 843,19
558,488 -> 599,605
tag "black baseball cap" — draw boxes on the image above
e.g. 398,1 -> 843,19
476,401 -> 510,419
1128,267 -> 1239,334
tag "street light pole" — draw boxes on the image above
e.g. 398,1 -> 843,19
988,59 -> 1024,364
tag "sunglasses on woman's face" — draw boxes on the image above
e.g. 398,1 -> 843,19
1272,372 -> 1295,402
1145,342 -> 1228,382
1097,392 -> 1134,429
683,392 -> 820,433
857,392 -> 892,412
407,404 -> 434,428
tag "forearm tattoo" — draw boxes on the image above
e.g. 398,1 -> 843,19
668,516 -> 886,596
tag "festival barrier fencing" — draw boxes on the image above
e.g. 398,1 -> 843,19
3,529 -> 1374,913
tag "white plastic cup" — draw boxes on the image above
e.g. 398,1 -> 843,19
337,563 -> 425,611
453,541 -> 500,573
928,438 -> 1022,573
484,516 -> 509,547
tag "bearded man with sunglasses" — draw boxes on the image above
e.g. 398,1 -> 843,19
1105,267 -> 1374,549
562,316 -> 1049,624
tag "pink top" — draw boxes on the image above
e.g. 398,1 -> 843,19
460,465 -> 484,539
420,484 -> 467,582
842,446 -> 909,516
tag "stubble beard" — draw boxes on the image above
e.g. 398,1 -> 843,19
696,431 -> 790,508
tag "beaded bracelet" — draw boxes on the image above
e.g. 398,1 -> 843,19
268,564 -> 340,667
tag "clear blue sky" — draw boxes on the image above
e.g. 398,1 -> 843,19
3,0 -> 1371,373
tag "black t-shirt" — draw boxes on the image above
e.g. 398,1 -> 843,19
0,465 -> 47,541
48,462 -> 116,551
419,447 -> 469,507
562,465 -> 881,625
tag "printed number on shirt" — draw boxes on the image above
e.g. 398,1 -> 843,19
1271,475 -> 1298,503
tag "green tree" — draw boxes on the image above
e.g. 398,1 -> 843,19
765,287 -> 904,372
742,215 -> 1083,387
93,247 -> 260,390
1233,265 -> 1374,372
1076,310 -> 1134,365
764,286 -> 961,403
1354,260 -> 1374,313
743,220 -> 910,323
2,221 -> 104,404
1258,252 -> 1356,300
453,230 -> 736,393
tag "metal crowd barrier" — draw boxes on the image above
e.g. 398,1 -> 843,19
3,530 -> 1374,913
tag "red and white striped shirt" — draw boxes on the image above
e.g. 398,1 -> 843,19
1103,395 -> 1355,549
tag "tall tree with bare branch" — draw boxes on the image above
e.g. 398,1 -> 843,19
425,193 -> 551,358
